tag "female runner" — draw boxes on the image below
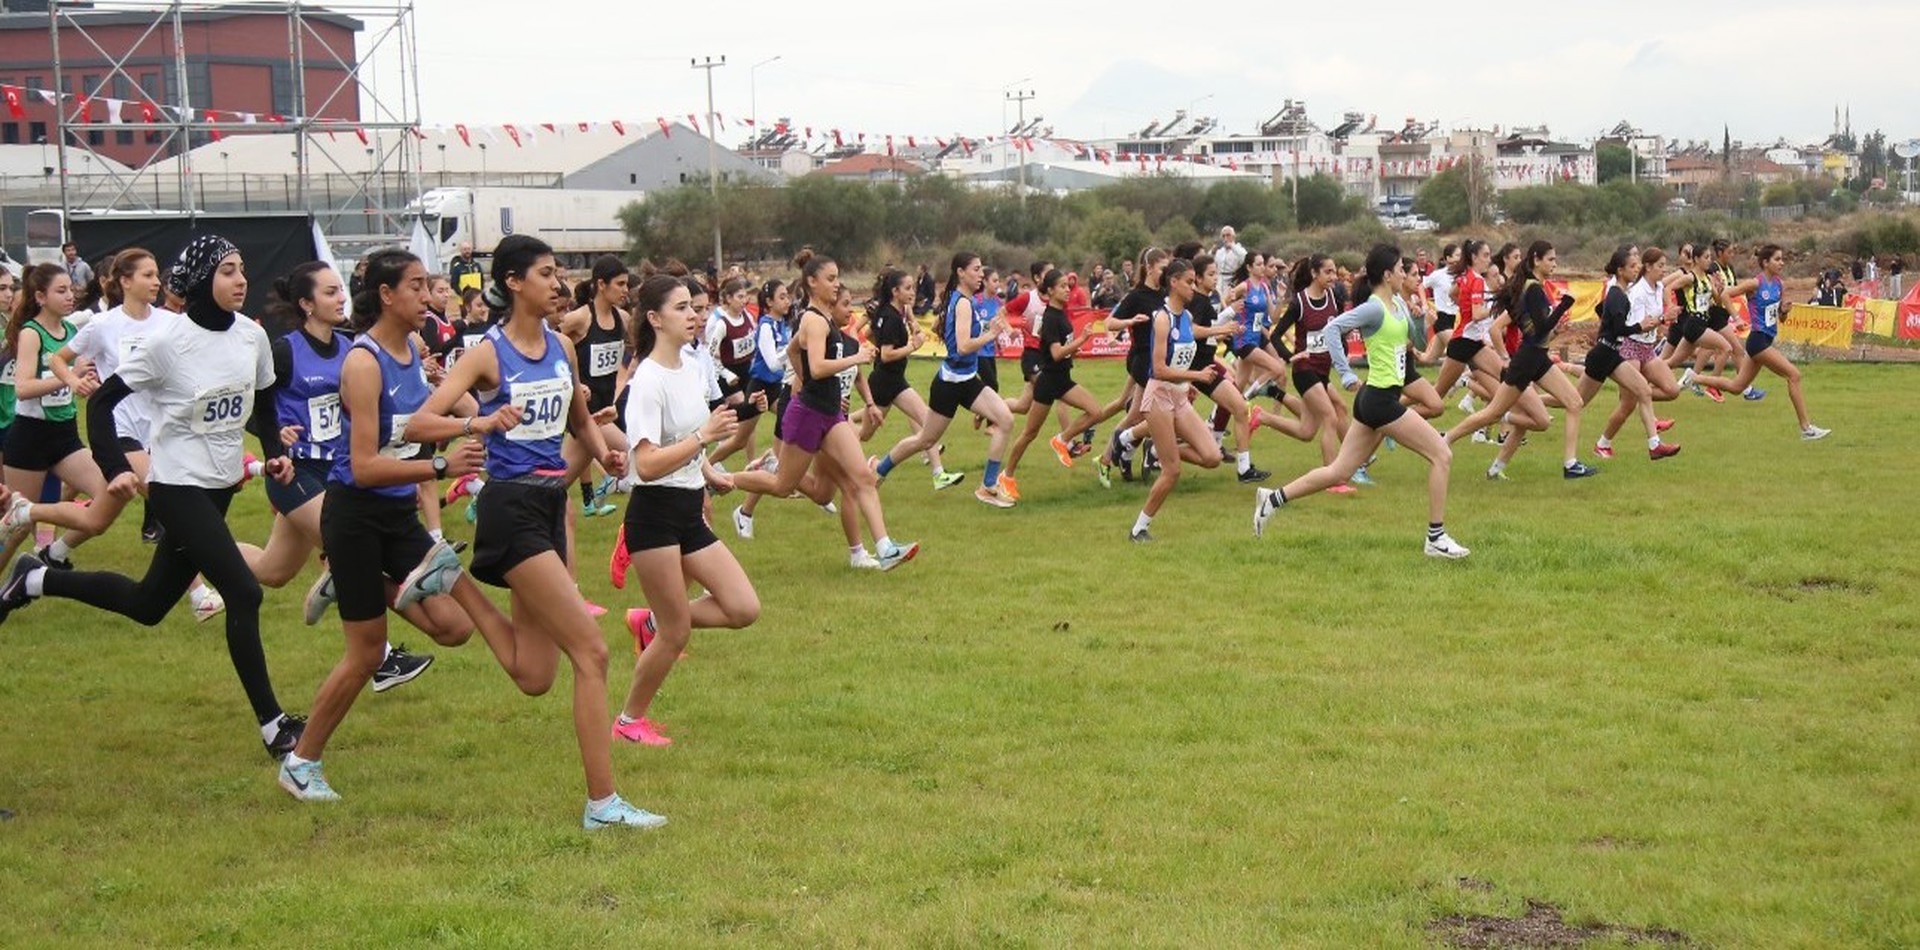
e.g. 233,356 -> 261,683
1000,268 -> 1108,484
1269,255 -> 1354,489
1443,241 -> 1598,479
0,236 -> 308,757
1593,248 -> 1684,459
560,255 -> 631,517
1693,244 -> 1830,440
275,249 -> 493,802
4,265 -> 115,569
1576,248 -> 1680,462
1254,245 -> 1467,558
860,268 -> 960,488
611,274 -> 761,747
872,252 -> 1017,508
409,234 -> 667,829
1127,258 -> 1223,542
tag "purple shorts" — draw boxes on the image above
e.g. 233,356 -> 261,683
780,398 -> 845,454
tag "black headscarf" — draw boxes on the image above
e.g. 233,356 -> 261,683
167,234 -> 240,331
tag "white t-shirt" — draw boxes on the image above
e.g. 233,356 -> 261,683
69,305 -> 175,444
1626,278 -> 1664,344
1422,269 -> 1458,315
683,342 -> 723,404
623,353 -> 710,490
119,313 -> 274,488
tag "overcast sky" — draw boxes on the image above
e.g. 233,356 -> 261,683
409,1 -> 1917,149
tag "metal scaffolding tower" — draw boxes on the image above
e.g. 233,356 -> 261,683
46,0 -> 422,244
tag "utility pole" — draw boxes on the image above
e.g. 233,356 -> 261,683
1006,88 -> 1035,204
692,55 -> 727,269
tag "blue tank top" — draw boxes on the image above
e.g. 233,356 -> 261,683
276,329 -> 350,462
941,291 -> 982,380
974,294 -> 1000,357
1155,307 -> 1198,378
748,315 -> 790,384
1234,282 -> 1270,350
329,336 -> 430,500
1751,275 -> 1783,337
476,324 -> 575,479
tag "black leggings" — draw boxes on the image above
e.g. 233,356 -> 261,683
41,483 -> 281,725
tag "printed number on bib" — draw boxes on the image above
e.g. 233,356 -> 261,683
836,366 -> 857,401
508,376 -> 571,441
1305,329 -> 1328,354
1762,303 -> 1779,330
588,340 -> 622,378
191,382 -> 250,434
307,393 -> 343,443
379,412 -> 415,458
1170,341 -> 1197,370
729,335 -> 754,362
39,371 -> 74,409
1394,348 -> 1408,380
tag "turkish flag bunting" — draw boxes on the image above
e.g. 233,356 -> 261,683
886,134 -> 894,157
140,101 -> 158,123
503,124 -> 521,147
577,122 -> 590,133
2,86 -> 23,120
610,119 -> 625,136
353,127 -> 368,145
685,114 -> 699,134
832,129 -> 843,147
656,117 -> 671,137
455,123 -> 471,146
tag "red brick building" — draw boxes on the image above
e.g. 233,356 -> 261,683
0,2 -> 360,167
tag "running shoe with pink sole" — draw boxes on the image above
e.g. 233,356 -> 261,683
608,524 -> 631,589
611,716 -> 672,746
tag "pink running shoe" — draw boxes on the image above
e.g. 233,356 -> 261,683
625,607 -> 655,655
608,524 -> 631,590
1594,443 -> 1616,459
1248,405 -> 1264,442
611,716 -> 672,746
1327,483 -> 1356,495
442,472 -> 479,508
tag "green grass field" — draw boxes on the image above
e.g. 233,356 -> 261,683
0,362 -> 1913,947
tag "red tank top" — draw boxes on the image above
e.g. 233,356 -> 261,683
717,310 -> 756,371
1291,290 -> 1340,373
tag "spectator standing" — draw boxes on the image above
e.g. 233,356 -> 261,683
448,241 -> 484,294
1890,256 -> 1904,299
1212,226 -> 1246,299
914,264 -> 936,315
61,243 -> 93,288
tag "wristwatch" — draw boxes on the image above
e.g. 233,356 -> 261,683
431,456 -> 449,479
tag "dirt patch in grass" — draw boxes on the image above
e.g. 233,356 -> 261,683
1756,575 -> 1875,600
1430,899 -> 1691,948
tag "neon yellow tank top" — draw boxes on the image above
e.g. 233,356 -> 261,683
1364,294 -> 1409,390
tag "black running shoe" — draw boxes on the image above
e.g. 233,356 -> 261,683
0,553 -> 43,625
1237,465 -> 1272,484
35,547 -> 73,571
371,645 -> 434,693
1563,461 -> 1599,480
263,713 -> 307,760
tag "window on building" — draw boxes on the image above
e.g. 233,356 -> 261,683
25,76 -> 44,92
2,123 -> 18,145
269,63 -> 294,117
629,173 -> 637,184
30,121 -> 47,142
184,61 -> 211,111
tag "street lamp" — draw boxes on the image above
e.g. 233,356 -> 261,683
750,55 -> 781,136
478,142 -> 488,183
437,143 -> 447,187
1005,84 -> 1036,201
691,54 -> 727,270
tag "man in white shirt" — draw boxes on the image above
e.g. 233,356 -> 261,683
1212,226 -> 1246,299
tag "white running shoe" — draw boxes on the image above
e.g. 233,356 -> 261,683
278,757 -> 341,803
1424,533 -> 1471,559
1678,367 -> 1695,388
394,540 -> 462,611
302,571 -> 335,626
732,506 -> 754,539
1471,429 -> 1493,444
1,494 -> 33,554
849,549 -> 882,570
1457,394 -> 1475,414
191,586 -> 226,623
1252,487 -> 1280,538
1801,425 -> 1831,441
